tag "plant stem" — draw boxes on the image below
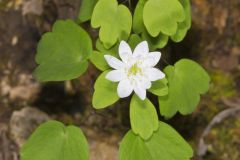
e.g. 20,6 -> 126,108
128,0 -> 132,10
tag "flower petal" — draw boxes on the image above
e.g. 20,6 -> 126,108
105,70 -> 125,82
136,75 -> 152,89
133,81 -> 147,100
145,68 -> 165,81
141,78 -> 152,89
119,41 -> 132,62
133,41 -> 149,58
141,52 -> 161,67
104,55 -> 124,70
117,79 -> 133,98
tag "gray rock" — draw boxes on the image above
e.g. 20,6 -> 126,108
9,107 -> 50,147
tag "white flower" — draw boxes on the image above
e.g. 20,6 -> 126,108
104,41 -> 165,100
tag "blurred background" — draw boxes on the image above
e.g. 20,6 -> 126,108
0,0 -> 240,160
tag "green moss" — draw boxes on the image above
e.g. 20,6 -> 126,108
234,119 -> 240,129
205,116 -> 240,160
208,70 -> 236,101
200,69 -> 237,122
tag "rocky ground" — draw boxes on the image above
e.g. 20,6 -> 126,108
0,0 -> 240,160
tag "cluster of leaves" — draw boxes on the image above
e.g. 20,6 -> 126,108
21,121 -> 193,160
79,0 -> 191,51
132,0 -> 191,50
21,121 -> 89,160
24,0 -> 211,160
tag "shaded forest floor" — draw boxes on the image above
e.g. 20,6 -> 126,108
0,0 -> 240,160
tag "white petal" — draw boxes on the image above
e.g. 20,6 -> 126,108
133,41 -> 149,58
145,68 -> 165,81
135,75 -> 152,89
105,70 -> 125,82
119,41 -> 132,62
141,52 -> 161,67
117,79 -> 133,98
133,81 -> 147,100
141,78 -> 151,89
104,55 -> 124,70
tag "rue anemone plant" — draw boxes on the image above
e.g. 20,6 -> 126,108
20,0 -> 210,160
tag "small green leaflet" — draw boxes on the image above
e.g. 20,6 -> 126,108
159,59 -> 210,118
119,121 -> 193,160
21,121 -> 89,160
96,39 -> 118,57
91,0 -> 132,49
92,70 -> 119,109
90,50 -> 109,71
148,78 -> 168,96
78,0 -> 98,23
127,34 -> 143,50
133,0 -> 147,34
143,0 -> 185,37
132,0 -> 170,50
130,95 -> 159,140
171,0 -> 192,42
34,20 -> 92,81
90,39 -> 118,71
96,34 -> 142,56
141,30 -> 169,50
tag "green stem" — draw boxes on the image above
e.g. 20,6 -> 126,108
128,0 -> 132,10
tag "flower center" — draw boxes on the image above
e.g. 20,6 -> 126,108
128,63 -> 142,76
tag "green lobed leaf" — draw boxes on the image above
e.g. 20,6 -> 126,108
142,30 -> 169,50
92,70 -> 119,109
96,39 -> 118,57
78,0 -> 98,23
34,20 -> 92,82
171,0 -> 192,42
34,61 -> 88,82
133,0 -> 147,34
133,0 -> 192,47
91,0 -> 132,49
132,0 -> 170,50
119,121 -> 193,160
130,94 -> 159,140
21,121 -> 89,160
159,59 -> 210,118
90,50 -> 109,71
149,78 -> 168,96
127,34 -> 142,50
92,39 -> 118,71
143,0 -> 185,37
96,34 -> 142,55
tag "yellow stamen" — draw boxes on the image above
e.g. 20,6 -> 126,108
128,63 -> 142,76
